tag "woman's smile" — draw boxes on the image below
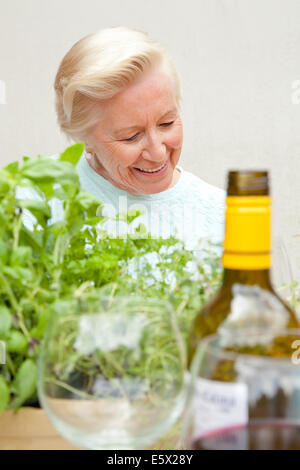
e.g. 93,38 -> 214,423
133,158 -> 168,175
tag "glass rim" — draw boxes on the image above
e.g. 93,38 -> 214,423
193,327 -> 300,368
53,294 -> 174,315
73,293 -> 173,306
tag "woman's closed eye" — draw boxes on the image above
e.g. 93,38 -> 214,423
124,133 -> 140,142
160,121 -> 174,128
123,121 -> 174,142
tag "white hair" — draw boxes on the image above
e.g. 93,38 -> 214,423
54,26 -> 182,144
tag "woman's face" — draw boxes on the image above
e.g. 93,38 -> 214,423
85,66 -> 183,195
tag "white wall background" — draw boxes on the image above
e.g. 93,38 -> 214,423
1,0 -> 300,283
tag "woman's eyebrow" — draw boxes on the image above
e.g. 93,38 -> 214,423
114,108 -> 177,133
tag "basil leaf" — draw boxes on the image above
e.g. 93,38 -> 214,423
19,225 -> 43,252
16,199 -> 51,223
12,359 -> 37,406
21,158 -> 79,186
10,246 -> 32,267
60,143 -> 84,166
0,176 -> 10,196
4,161 -> 19,174
3,266 -> 33,283
0,239 -> 8,264
0,376 -> 9,414
6,330 -> 28,353
0,305 -> 11,336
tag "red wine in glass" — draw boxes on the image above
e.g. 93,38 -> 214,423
192,420 -> 300,450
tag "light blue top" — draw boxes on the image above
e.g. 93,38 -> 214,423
19,152 -> 226,251
76,154 -> 225,250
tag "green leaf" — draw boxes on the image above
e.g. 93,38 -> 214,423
52,184 -> 78,201
0,376 -> 9,414
21,158 -> 79,186
0,239 -> 8,264
4,161 -> 19,174
59,143 -> 84,166
0,176 -> 10,196
0,305 -> 12,336
116,209 -> 144,224
3,266 -> 33,282
17,267 -> 33,282
16,199 -> 51,225
29,308 -> 51,340
10,246 -> 32,267
6,330 -> 28,353
75,191 -> 101,210
19,225 -> 43,253
12,359 -> 37,406
37,182 -> 54,199
52,186 -> 67,200
75,192 -> 102,217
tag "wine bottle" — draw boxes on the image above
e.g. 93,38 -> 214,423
188,170 -> 300,365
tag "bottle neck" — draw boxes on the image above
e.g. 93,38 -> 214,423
221,268 -> 273,291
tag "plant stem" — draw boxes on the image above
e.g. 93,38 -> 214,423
6,352 -> 16,376
45,377 -> 97,400
0,272 -> 31,340
13,213 -> 22,250
74,281 -> 94,298
0,272 -> 19,311
53,232 -> 63,266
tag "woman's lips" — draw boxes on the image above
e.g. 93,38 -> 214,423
133,160 -> 169,177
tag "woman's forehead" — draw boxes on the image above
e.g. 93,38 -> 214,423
111,67 -> 174,105
104,77 -> 177,124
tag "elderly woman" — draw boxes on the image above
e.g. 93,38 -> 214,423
53,26 -> 225,248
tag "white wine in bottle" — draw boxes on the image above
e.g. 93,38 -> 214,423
188,170 -> 299,364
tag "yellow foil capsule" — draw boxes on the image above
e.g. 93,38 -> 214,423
222,196 -> 271,270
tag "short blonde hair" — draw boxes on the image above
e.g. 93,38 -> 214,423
54,26 -> 182,143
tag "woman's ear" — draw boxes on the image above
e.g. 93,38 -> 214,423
84,138 -> 95,156
84,145 -> 94,155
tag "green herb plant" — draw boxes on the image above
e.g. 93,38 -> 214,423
0,144 -> 223,414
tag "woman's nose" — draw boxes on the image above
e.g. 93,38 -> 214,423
141,134 -> 167,162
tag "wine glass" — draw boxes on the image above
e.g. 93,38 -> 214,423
37,294 -> 186,450
183,327 -> 300,450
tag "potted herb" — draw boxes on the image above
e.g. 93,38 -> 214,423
0,144 -> 223,448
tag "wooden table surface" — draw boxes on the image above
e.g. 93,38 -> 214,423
0,407 -> 182,450
0,408 -> 78,450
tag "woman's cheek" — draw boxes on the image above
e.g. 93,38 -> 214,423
117,146 -> 141,168
169,125 -> 183,149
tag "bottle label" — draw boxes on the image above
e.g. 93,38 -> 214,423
192,377 -> 248,439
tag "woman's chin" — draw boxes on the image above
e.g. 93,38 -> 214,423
136,173 -> 175,194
